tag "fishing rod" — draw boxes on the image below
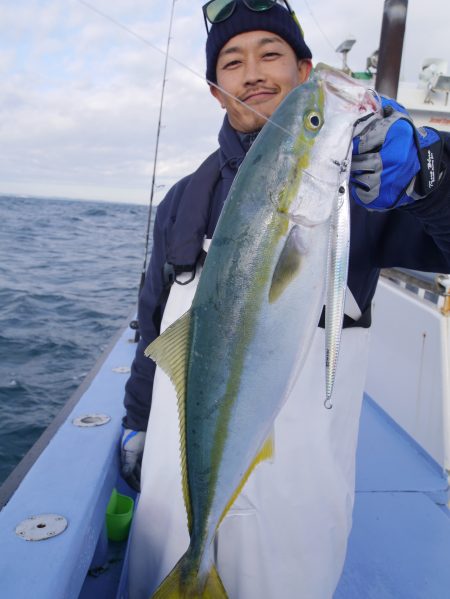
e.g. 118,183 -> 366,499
130,0 -> 177,342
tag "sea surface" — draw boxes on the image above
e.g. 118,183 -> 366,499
0,195 -> 151,486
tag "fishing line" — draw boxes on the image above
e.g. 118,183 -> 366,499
299,0 -> 336,54
75,4 -> 374,204
76,0 -> 294,138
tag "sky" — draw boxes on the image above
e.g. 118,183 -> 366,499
1,0 -> 449,205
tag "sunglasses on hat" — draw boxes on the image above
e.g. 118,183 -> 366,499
202,0 -> 302,35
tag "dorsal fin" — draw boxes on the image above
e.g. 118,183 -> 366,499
144,310 -> 193,532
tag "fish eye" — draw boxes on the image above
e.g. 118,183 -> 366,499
304,111 -> 323,131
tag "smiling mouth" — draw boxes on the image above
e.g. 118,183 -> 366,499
241,90 -> 277,103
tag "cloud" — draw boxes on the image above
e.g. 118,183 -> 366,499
1,0 -> 449,203
0,1 -> 216,203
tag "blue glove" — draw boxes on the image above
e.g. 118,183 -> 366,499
350,97 -> 443,210
120,427 -> 146,492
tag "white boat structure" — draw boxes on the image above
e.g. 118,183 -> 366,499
336,267 -> 450,598
398,58 -> 450,132
336,54 -> 450,595
346,49 -> 450,132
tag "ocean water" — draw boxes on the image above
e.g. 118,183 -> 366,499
0,195 -> 151,486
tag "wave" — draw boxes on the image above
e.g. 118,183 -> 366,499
0,195 -> 152,484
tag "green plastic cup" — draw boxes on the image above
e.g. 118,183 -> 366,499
106,489 -> 134,542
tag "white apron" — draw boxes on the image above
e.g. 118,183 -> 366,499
128,240 -> 370,599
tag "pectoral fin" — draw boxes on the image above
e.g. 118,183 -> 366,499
269,225 -> 308,303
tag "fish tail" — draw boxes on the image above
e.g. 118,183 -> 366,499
151,553 -> 228,599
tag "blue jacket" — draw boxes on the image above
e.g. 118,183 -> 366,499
123,116 -> 450,431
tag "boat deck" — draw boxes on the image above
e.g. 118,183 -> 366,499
81,392 -> 450,599
1,318 -> 449,598
335,395 -> 450,599
78,392 -> 450,599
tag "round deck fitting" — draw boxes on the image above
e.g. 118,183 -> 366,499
15,514 -> 68,541
112,366 -> 131,374
72,413 -> 111,427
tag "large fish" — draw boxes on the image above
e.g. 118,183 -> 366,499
145,64 -> 378,598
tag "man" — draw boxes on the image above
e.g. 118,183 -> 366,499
121,2 -> 450,597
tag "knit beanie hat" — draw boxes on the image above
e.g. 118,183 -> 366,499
205,1 -> 312,83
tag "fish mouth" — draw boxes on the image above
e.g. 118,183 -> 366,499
314,63 -> 380,114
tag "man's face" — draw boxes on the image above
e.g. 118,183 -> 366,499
210,30 -> 312,133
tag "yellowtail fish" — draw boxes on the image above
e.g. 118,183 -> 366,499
144,64 -> 377,598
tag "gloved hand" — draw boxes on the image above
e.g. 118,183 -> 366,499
120,428 -> 146,492
351,96 -> 443,210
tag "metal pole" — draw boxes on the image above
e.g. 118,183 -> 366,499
375,0 -> 409,99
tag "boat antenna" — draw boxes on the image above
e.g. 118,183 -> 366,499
133,0 -> 177,342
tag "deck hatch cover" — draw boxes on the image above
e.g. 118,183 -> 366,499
72,413 -> 111,427
15,514 -> 68,541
